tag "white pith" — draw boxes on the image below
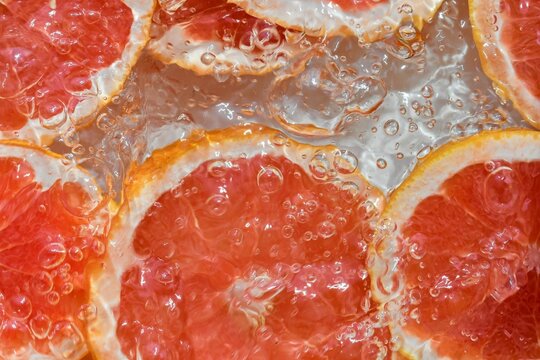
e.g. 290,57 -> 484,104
229,0 -> 443,41
147,20 -> 306,76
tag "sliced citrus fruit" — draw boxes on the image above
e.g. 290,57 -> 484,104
229,0 -> 443,41
371,130 -> 540,359
147,0 -> 309,76
0,0 -> 153,142
0,140 -> 110,359
470,0 -> 540,129
88,124 -> 390,359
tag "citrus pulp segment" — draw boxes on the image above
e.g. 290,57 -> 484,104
147,0 -> 309,76
229,0 -> 444,42
370,130 -> 540,359
88,124 -> 391,359
0,140 -> 110,359
470,0 -> 540,128
0,0 -> 153,143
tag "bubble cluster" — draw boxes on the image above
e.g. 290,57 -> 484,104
0,153 -> 107,357
115,131 -> 390,358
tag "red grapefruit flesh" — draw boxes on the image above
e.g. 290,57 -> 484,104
89,125 -> 389,359
470,0 -> 540,128
371,130 -> 540,359
0,0 -> 153,141
0,141 -> 109,359
148,0 -> 307,75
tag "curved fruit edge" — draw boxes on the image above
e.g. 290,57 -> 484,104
0,0 -> 155,146
368,129 -> 540,359
229,0 -> 444,43
147,21 -> 311,76
469,0 -> 540,129
88,123 -> 386,360
0,139 -> 112,360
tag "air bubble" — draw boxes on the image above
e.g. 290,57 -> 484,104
333,150 -> 358,174
47,291 -> 60,306
483,166 -> 520,214
207,160 -> 228,178
68,246 -> 84,262
200,52 -> 216,66
154,263 -> 178,285
38,100 -> 67,130
376,159 -> 387,169
206,194 -> 230,216
5,295 -> 31,322
416,145 -> 432,159
38,243 -> 67,269
48,321 -> 86,359
77,304 -> 98,322
309,152 -> 331,180
30,313 -> 52,339
282,225 -> 294,239
421,85 -> 434,98
257,166 -> 284,194
61,282 -> 74,295
92,240 -> 106,256
318,221 -> 336,239
305,200 -> 318,212
0,320 -> 31,359
383,119 -> 399,136
31,271 -> 54,295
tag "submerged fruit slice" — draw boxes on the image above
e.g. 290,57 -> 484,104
371,130 -> 540,359
470,0 -> 540,128
0,0 -> 153,142
89,124 -> 389,359
0,140 -> 110,359
230,0 -> 443,41
147,0 -> 309,76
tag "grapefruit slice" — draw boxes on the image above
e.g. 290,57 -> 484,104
0,0 -> 153,142
370,130 -> 540,359
0,140 -> 110,359
88,124 -> 390,359
229,0 -> 444,41
147,0 -> 309,76
470,0 -> 540,129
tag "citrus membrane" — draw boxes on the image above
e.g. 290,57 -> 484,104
88,124 -> 392,359
371,130 -> 540,359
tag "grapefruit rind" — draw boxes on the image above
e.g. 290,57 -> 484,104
469,0 -> 540,129
369,130 -> 540,359
88,124 -> 385,360
229,0 -> 444,42
147,21 -> 306,76
0,0 -> 154,144
0,139 -> 110,360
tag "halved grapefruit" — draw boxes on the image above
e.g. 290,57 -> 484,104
470,0 -> 540,129
229,0 -> 444,42
88,124 -> 391,359
0,0 -> 153,143
147,0 -> 310,76
371,130 -> 540,359
0,140 -> 110,359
